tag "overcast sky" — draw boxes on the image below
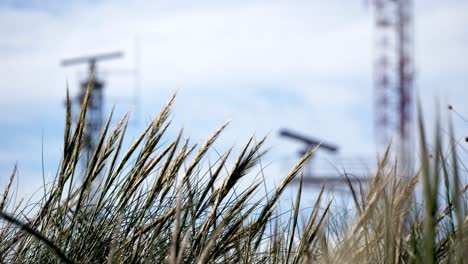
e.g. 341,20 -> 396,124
0,0 -> 467,201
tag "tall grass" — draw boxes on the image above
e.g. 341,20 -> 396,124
0,85 -> 466,263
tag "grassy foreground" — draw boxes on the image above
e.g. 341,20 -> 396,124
0,87 -> 467,263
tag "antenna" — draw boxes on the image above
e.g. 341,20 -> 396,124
279,128 -> 370,188
61,52 -> 123,75
61,51 -> 124,160
372,0 -> 414,175
279,129 -> 338,153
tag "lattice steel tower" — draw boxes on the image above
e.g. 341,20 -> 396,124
61,52 -> 123,160
372,0 -> 414,171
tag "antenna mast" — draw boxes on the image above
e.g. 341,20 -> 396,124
279,129 -> 370,188
373,0 -> 414,173
61,51 -> 123,159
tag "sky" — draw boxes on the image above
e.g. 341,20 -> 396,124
0,0 -> 467,204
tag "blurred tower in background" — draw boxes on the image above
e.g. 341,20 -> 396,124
372,0 -> 414,173
61,52 -> 123,160
279,129 -> 372,190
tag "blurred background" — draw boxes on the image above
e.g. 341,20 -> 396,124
0,0 -> 467,202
